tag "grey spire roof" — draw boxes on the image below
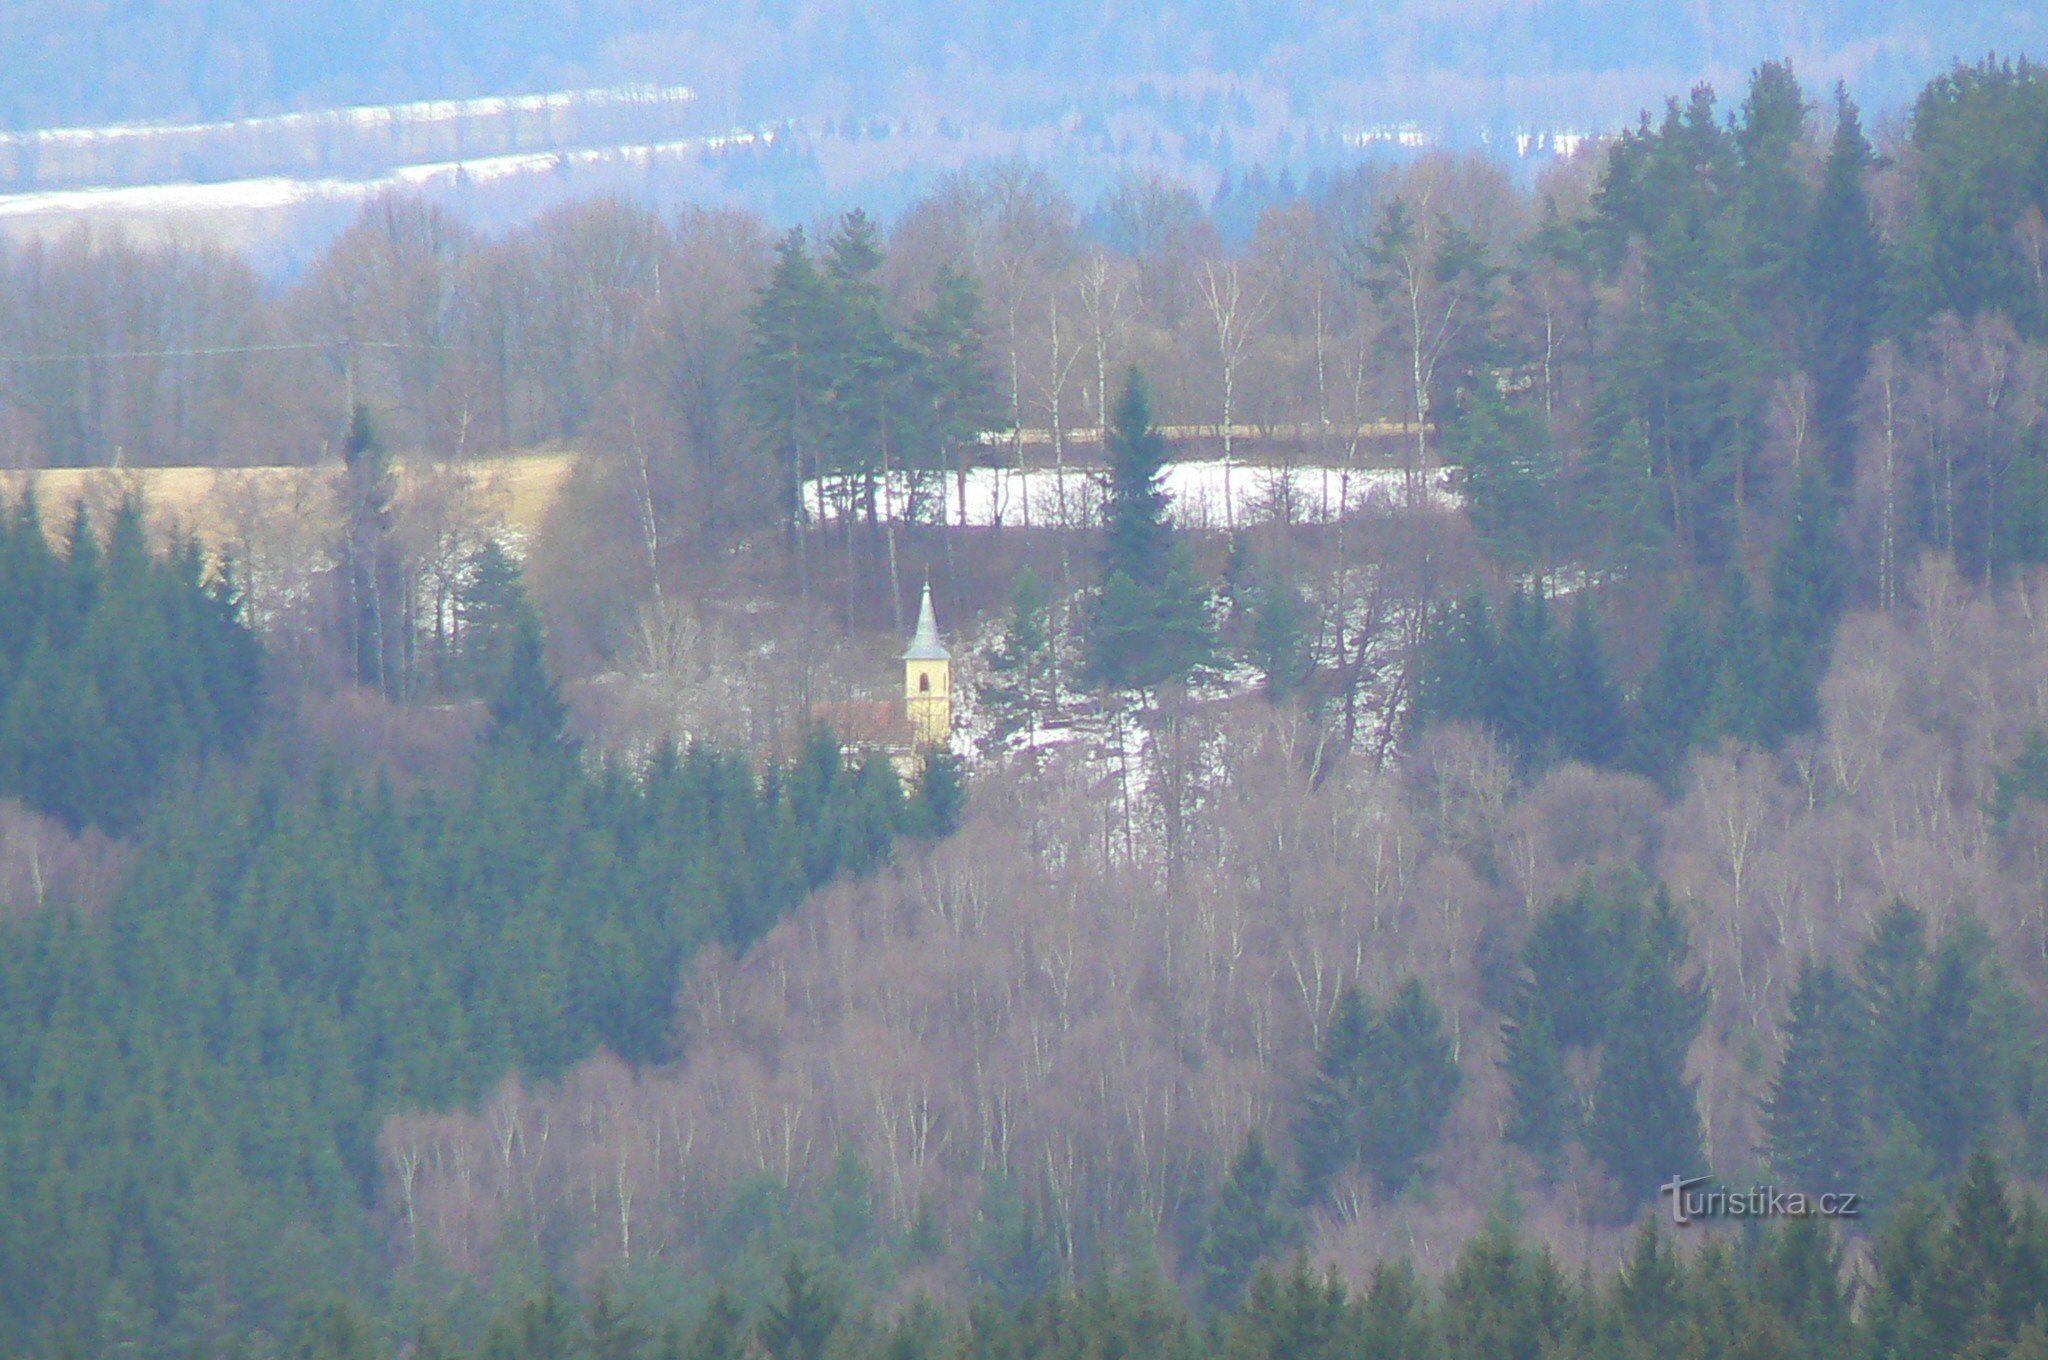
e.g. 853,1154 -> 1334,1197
902,580 -> 950,661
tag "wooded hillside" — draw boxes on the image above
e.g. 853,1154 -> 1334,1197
0,53 -> 2046,1360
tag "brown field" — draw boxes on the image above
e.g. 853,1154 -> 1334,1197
0,450 -> 580,550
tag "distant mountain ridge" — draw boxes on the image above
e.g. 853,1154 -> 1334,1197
0,2 -> 2037,248
3,1 -> 2037,137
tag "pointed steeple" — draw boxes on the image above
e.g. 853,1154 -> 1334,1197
903,578 -> 949,661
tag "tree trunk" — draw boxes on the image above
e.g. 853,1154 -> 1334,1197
883,411 -> 904,640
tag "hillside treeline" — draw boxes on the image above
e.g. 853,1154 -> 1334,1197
8,61 -> 2043,673
89,1160 -> 2048,1360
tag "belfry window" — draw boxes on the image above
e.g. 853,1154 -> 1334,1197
919,673 -> 931,692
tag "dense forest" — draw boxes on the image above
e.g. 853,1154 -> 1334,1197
1,50 -> 2047,1360
0,494 -> 954,1346
137,1161 -> 2048,1360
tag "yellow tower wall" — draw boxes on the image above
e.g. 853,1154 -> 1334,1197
905,658 -> 952,748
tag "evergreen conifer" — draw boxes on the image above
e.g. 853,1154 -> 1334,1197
1585,898 -> 1707,1214
1198,1129 -> 1291,1310
1805,87 -> 1883,483
1557,597 -> 1626,766
1764,958 -> 1872,1193
1628,586 -> 1716,785
1083,369 -> 1211,689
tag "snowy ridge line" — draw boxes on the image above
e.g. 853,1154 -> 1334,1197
0,85 -> 698,152
0,128 -> 771,221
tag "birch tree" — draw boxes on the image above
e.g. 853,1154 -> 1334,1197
1195,258 -> 1272,532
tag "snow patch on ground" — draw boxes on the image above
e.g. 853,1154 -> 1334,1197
801,460 -> 1459,531
0,85 -> 696,156
0,127 -> 767,222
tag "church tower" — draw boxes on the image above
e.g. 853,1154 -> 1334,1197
902,580 -> 951,748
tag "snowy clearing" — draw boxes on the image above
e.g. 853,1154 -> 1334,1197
0,128 -> 767,224
800,460 -> 1459,530
0,85 -> 696,157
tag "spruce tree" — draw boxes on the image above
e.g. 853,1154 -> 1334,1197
1805,87 -> 1883,484
820,210 -> 907,511
1296,984 -> 1373,1203
680,1290 -> 746,1360
1907,930 -> 2000,1170
1734,60 -> 1814,358
744,228 -> 834,543
968,1171 -> 1054,1306
1595,84 -> 1770,567
1491,590 -> 1563,766
1752,1216 -> 1854,1360
1859,900 -> 1930,1145
1764,471 -> 1850,739
1248,579 -> 1313,703
1083,369 -> 1211,689
982,567 -> 1055,748
339,405 -> 400,697
1359,1257 -> 1435,1360
456,538 -> 528,696
1099,369 -> 1175,589
756,1257 -> 844,1360
1576,410 -> 1668,577
1450,382 -> 1558,579
819,1142 -> 876,1255
1627,585 -> 1716,785
908,262 -> 1003,518
1585,901 -> 1707,1214
1896,58 -> 2048,335
1414,591 -> 1498,736
1615,1221 -> 1684,1354
1198,1129 -> 1291,1310
1501,1005 -> 1573,1170
1949,1147 -> 2017,1316
0,497 -> 54,696
910,753 -> 966,838
1358,978 -> 1462,1192
1705,569 -> 1770,746
58,499 -> 99,632
1296,980 -> 1460,1199
1991,727 -> 2048,824
1518,878 -> 1642,1048
1557,596 -> 1626,767
583,1277 -> 650,1360
1764,958 -> 1873,1193
486,613 -> 573,758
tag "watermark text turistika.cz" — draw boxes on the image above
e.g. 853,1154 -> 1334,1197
1660,1176 -> 1861,1226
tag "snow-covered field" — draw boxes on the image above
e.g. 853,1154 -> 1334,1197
0,86 -> 695,160
0,83 -> 722,248
801,460 -> 1459,531
0,128 -> 766,224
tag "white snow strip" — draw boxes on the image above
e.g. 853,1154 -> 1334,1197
0,128 -> 769,221
800,460 -> 1458,530
0,85 -> 696,154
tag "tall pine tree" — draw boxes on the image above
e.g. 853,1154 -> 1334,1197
1764,958 -> 1873,1193
1805,87 -> 1884,484
1198,1129 -> 1292,1310
1584,893 -> 1707,1214
1083,368 -> 1211,689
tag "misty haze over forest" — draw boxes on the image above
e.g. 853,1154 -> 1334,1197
0,2 -> 2042,239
